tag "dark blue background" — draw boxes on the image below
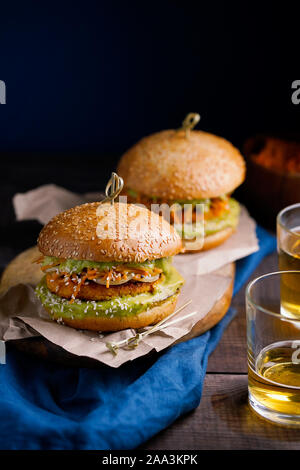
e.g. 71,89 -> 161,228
0,2 -> 282,450
0,1 -> 298,161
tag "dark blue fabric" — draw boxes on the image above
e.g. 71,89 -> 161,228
0,226 -> 276,450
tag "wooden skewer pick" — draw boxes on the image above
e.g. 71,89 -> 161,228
99,172 -> 124,205
180,112 -> 201,139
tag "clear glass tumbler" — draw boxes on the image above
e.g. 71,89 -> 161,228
246,271 -> 300,426
277,203 -> 300,318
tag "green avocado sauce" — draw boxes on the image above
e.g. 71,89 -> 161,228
204,198 -> 240,235
174,198 -> 240,238
35,260 -> 184,320
42,256 -> 169,274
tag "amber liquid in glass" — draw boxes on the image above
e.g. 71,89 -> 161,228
249,341 -> 300,416
278,229 -> 300,318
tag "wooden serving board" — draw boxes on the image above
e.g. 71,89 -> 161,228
0,246 -> 235,367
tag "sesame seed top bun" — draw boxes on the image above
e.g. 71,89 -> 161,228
117,129 -> 246,199
38,202 -> 182,263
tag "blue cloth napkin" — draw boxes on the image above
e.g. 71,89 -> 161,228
0,226 -> 276,450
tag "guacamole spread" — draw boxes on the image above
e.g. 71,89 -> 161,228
42,256 -> 169,275
36,259 -> 184,319
174,198 -> 240,239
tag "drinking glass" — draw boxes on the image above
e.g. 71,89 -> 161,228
246,271 -> 300,426
277,203 -> 300,318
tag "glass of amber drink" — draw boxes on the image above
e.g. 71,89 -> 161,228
277,203 -> 300,318
246,271 -> 300,426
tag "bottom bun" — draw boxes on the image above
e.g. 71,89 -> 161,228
46,294 -> 179,331
182,227 -> 234,253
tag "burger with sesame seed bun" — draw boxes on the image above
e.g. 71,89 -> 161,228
117,113 -> 246,252
35,201 -> 184,331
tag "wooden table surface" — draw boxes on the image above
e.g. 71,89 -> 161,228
1,180 -> 299,450
142,252 -> 300,450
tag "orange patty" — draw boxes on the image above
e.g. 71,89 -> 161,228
46,273 -> 163,301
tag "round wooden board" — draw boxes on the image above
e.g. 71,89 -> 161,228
1,246 -> 235,367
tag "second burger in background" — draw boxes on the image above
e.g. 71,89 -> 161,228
117,113 -> 246,252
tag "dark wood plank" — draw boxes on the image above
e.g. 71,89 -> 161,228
207,252 -> 278,373
142,252 -> 295,450
143,374 -> 300,450
207,307 -> 247,373
0,227 -> 282,449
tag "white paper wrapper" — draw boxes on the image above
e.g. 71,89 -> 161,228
0,267 -> 232,367
0,184 -> 259,367
13,184 -> 103,225
174,205 -> 258,275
